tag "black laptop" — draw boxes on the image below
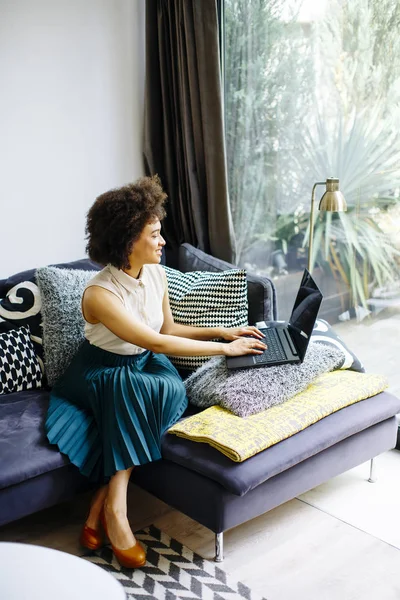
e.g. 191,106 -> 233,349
226,269 -> 323,370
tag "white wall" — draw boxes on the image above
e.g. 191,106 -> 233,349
0,0 -> 146,278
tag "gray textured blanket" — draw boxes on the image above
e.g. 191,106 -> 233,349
184,343 -> 344,417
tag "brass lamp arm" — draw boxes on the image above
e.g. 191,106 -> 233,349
308,181 -> 326,273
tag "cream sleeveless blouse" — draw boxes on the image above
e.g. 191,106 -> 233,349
83,264 -> 167,355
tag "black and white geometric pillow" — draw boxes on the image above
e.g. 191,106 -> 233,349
311,318 -> 365,372
0,280 -> 43,368
0,326 -> 43,395
163,266 -> 248,371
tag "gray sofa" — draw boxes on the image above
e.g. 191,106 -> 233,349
1,243 -> 399,562
132,245 -> 400,560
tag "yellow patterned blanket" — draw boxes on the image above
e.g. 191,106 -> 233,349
168,371 -> 388,462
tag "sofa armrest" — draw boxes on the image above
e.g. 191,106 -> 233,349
177,243 -> 277,323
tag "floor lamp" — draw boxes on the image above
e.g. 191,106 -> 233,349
308,177 -> 347,273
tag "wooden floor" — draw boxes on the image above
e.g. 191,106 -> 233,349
1,308 -> 400,600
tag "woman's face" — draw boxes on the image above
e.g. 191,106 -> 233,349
130,219 -> 166,265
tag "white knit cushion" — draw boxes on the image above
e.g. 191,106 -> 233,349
163,266 -> 248,371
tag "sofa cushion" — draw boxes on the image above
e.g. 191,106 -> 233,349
0,389 -> 70,490
161,390 -> 400,496
0,327 -> 43,395
178,243 -> 277,324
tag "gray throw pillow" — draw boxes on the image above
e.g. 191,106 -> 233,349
184,342 -> 344,417
35,267 -> 97,386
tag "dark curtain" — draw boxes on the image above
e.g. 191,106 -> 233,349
144,0 -> 236,263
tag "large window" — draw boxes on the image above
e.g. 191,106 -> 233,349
223,0 -> 400,351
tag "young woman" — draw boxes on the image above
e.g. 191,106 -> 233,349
46,176 -> 266,568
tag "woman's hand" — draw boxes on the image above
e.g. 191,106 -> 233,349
220,326 -> 265,341
223,337 -> 267,357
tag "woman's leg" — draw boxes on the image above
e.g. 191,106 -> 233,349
104,467 -> 136,550
85,484 -> 108,529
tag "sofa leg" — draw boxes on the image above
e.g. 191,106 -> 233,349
368,458 -> 377,483
215,533 -> 224,562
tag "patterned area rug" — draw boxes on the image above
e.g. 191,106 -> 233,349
85,525 -> 268,600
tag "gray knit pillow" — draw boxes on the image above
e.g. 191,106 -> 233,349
184,342 -> 344,417
35,267 -> 97,386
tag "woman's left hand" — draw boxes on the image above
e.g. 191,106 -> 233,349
219,326 -> 265,341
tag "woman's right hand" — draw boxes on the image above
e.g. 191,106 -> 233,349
223,337 -> 267,357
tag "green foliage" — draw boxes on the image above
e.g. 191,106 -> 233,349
319,0 -> 400,116
224,0 -> 315,259
297,79 -> 400,309
296,104 -> 400,208
256,205 -> 307,255
224,0 -> 400,310
308,209 -> 400,308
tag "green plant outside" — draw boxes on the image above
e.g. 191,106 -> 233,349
309,209 -> 400,309
298,103 -> 400,308
224,0 -> 400,311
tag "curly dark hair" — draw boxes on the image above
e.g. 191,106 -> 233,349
85,175 -> 167,269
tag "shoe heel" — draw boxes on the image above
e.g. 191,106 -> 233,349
79,524 -> 104,551
100,508 -> 146,568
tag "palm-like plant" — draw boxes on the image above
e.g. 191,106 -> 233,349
297,105 -> 400,207
299,105 -> 400,308
224,0 -> 400,299
309,209 -> 400,309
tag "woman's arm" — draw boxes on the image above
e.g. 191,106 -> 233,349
83,286 -> 266,357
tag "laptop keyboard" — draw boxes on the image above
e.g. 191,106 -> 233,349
254,328 -> 287,363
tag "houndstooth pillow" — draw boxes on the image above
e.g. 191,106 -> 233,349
0,326 -> 43,394
163,266 -> 248,371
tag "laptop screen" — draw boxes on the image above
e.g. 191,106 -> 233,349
288,269 -> 323,360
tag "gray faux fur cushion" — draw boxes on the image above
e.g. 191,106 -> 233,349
36,267 -> 97,386
184,343 -> 344,417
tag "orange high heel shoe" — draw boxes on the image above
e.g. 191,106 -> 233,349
100,508 -> 146,568
79,521 -> 104,551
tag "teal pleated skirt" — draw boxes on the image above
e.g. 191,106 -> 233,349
45,341 -> 188,483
